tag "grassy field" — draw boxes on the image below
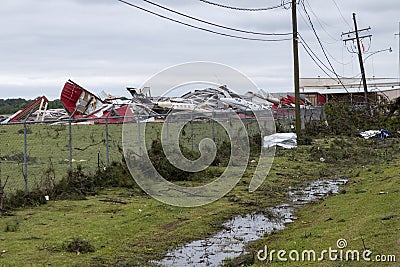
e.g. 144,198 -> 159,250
248,158 -> 400,266
0,154 -> 308,266
0,134 -> 399,266
0,119 -> 264,194
0,123 -> 123,194
0,117 -> 399,267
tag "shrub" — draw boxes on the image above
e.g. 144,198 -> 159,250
63,238 -> 95,254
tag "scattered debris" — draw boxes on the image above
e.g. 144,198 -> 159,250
381,214 -> 395,221
360,129 -> 389,139
1,96 -> 49,124
63,159 -> 87,163
1,79 -> 319,125
263,133 -> 297,149
61,80 -> 157,124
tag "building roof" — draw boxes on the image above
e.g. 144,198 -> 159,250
299,77 -> 400,99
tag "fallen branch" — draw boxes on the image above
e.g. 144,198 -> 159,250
99,198 -> 128,205
74,140 -> 104,151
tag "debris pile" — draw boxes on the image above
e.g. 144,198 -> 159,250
2,79 -> 315,124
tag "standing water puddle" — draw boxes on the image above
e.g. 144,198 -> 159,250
157,179 -> 348,267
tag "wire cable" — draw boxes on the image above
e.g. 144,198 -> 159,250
304,0 -> 341,42
331,0 -> 352,30
300,40 -> 339,80
198,0 -> 290,11
141,0 -> 291,36
297,6 -> 354,68
299,34 -> 341,77
115,0 -> 292,42
301,39 -> 361,93
299,34 -> 354,82
299,1 -> 349,92
298,2 -> 351,66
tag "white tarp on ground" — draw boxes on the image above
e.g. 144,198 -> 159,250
360,130 -> 381,139
263,133 -> 297,149
360,130 -> 389,139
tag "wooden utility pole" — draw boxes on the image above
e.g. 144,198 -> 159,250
396,22 -> 400,86
352,13 -> 369,103
292,0 -> 301,138
342,14 -> 371,104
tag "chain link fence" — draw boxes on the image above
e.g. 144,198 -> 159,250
0,107 -> 324,196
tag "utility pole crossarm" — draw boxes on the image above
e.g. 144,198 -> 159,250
341,27 -> 371,36
342,34 -> 372,43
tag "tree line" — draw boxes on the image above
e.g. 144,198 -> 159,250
0,98 -> 63,115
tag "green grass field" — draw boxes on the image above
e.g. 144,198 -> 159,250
0,123 -> 123,194
0,149 -> 309,266
0,118 -> 265,195
0,123 -> 399,266
248,159 -> 400,266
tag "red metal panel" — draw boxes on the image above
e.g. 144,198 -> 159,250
317,93 -> 326,105
9,96 -> 49,122
60,80 -> 83,114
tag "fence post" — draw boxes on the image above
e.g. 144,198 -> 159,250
212,110 -> 215,142
228,114 -> 232,139
0,171 -> 8,216
23,120 -> 28,191
69,117 -> 73,171
165,114 -> 169,145
0,180 -> 3,216
0,180 -> 4,216
105,115 -> 109,166
190,112 -> 194,151
22,109 -> 35,192
137,114 -> 141,156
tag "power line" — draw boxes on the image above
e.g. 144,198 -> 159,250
303,0 -> 341,42
297,2 -> 348,65
296,1 -> 356,67
331,0 -> 352,30
300,34 -> 357,77
300,38 -> 353,94
299,2 -> 349,92
297,9 -> 353,71
198,0 -> 290,11
141,0 -> 291,36
115,0 -> 292,42
299,34 -> 340,77
300,40 -> 338,80
297,7 -> 336,47
299,34 -> 353,82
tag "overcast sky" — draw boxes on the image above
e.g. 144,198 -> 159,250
0,0 -> 399,99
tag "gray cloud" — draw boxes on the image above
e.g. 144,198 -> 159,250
0,0 -> 398,99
